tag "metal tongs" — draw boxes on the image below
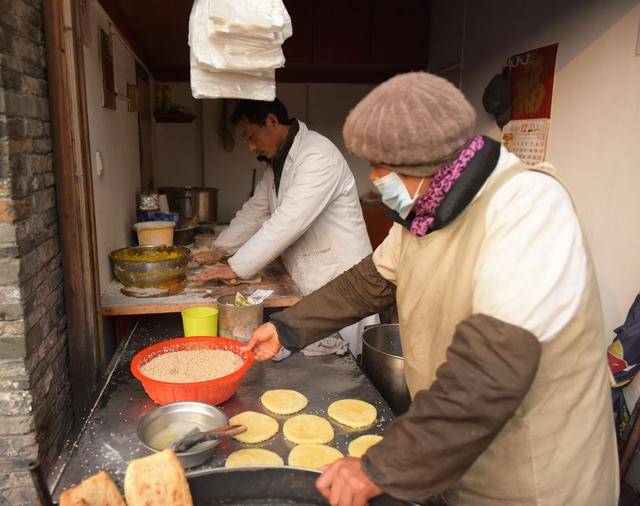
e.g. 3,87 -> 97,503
170,424 -> 246,453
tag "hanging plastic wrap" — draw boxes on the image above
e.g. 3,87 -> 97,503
188,0 -> 292,100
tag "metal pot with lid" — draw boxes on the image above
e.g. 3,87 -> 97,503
159,186 -> 218,224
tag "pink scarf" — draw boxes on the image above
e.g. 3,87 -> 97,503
410,135 -> 485,237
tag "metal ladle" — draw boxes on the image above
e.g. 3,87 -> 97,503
171,424 -> 246,453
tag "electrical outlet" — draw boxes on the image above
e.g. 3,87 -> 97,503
95,151 -> 104,176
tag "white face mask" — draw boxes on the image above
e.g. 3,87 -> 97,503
372,172 -> 425,219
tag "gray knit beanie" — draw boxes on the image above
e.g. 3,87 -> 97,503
343,72 -> 476,176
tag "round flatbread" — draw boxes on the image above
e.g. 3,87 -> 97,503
283,414 -> 334,444
348,435 -> 384,457
225,449 -> 284,468
328,399 -> 377,428
260,389 -> 309,415
288,444 -> 343,470
229,411 -> 279,443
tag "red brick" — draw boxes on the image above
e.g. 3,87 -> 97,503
0,200 -> 13,222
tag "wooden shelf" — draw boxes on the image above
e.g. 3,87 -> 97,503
154,109 -> 196,123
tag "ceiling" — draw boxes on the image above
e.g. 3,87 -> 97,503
98,0 -> 193,81
97,0 -> 430,83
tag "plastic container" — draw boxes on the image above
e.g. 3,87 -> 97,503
217,294 -> 264,343
155,212 -> 180,225
182,307 -> 219,336
130,336 -> 254,405
136,211 -> 158,222
134,221 -> 176,246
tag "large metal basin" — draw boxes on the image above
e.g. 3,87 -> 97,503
361,324 -> 411,415
187,467 -> 415,504
109,245 -> 190,288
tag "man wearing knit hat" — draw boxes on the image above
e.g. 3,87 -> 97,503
246,72 -> 618,505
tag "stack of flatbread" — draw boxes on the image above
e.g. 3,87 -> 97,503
59,449 -> 192,506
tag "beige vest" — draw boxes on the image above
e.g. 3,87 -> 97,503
387,165 -> 619,505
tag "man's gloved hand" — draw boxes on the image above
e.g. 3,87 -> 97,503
244,322 -> 282,361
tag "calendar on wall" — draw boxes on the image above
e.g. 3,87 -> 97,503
500,43 -> 557,165
501,118 -> 550,165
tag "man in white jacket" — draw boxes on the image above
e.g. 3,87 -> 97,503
197,98 -> 375,354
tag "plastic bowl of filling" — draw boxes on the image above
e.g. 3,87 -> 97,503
133,220 -> 176,246
131,336 -> 254,405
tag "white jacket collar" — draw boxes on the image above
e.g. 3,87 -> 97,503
287,120 -> 309,162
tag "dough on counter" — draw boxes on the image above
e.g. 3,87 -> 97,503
221,275 -> 263,285
59,470 -> 125,506
348,435 -> 384,457
124,449 -> 192,506
288,444 -> 343,470
283,414 -> 334,444
328,399 -> 377,428
260,389 -> 309,415
225,448 -> 284,468
229,411 -> 279,443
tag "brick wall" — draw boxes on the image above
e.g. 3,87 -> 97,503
0,0 -> 73,504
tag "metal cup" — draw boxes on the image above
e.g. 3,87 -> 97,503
217,294 -> 264,343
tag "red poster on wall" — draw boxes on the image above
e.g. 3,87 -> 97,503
509,43 -> 558,120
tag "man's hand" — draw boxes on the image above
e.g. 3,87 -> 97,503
188,262 -> 236,282
244,322 -> 282,361
316,457 -> 383,506
191,249 -> 225,265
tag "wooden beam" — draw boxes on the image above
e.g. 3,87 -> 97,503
276,63 -> 428,84
42,0 -> 104,419
96,0 -> 154,75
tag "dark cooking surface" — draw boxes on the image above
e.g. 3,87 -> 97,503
50,314 -> 396,500
187,467 -> 410,505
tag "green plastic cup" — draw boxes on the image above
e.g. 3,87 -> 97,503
181,306 -> 219,337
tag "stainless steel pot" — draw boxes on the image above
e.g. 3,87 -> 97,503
159,186 -> 218,223
361,324 -> 411,415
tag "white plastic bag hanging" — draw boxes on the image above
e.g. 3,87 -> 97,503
188,0 -> 292,100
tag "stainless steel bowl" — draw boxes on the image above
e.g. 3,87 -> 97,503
174,223 -> 198,246
137,401 -> 228,469
361,324 -> 411,415
109,245 -> 190,288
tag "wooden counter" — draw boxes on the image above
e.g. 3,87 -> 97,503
101,260 -> 303,316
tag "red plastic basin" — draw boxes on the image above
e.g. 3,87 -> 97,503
130,336 -> 254,405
